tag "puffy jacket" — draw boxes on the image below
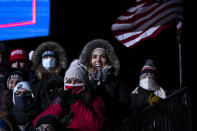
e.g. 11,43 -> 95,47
33,96 -> 106,131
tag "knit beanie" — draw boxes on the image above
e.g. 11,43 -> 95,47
6,71 -> 23,88
13,81 -> 33,105
64,59 -> 88,84
140,59 -> 157,79
42,50 -> 55,58
34,115 -> 62,131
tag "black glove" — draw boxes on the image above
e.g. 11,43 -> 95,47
65,89 -> 81,105
100,65 -> 113,83
58,89 -> 81,109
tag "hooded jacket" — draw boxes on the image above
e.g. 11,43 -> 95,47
32,41 -> 67,81
79,39 -> 120,77
79,39 -> 131,123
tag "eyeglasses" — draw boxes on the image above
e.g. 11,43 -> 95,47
35,126 -> 55,131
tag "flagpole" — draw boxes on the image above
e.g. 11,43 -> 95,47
176,25 -> 183,88
178,42 -> 183,88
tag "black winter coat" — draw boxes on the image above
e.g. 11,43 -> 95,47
92,76 -> 131,123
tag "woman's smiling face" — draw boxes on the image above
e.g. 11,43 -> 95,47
91,49 -> 107,70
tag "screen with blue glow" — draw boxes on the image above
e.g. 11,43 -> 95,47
0,0 -> 50,41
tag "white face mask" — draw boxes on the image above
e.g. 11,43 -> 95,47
139,77 -> 159,90
42,58 -> 56,70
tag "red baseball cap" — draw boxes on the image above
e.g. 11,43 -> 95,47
7,49 -> 29,64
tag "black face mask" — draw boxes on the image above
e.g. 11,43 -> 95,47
47,87 -> 58,101
14,94 -> 33,109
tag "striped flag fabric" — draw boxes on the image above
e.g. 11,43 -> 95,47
111,0 -> 183,48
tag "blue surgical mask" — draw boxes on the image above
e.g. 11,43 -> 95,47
42,58 -> 56,70
14,94 -> 33,109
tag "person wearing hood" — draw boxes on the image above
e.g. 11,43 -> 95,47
79,39 -> 131,125
130,59 -> 166,112
33,59 -> 106,131
31,41 -> 68,112
31,41 -> 67,82
8,81 -> 41,131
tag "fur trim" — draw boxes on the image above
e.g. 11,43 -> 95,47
32,41 -> 67,70
32,41 -> 67,79
79,39 -> 120,76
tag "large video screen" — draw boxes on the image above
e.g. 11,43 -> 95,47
0,0 -> 50,41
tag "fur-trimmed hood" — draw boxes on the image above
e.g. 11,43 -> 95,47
32,41 -> 67,69
79,39 -> 120,76
32,41 -> 67,80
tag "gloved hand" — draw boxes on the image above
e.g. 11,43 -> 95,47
58,89 -> 81,109
148,93 -> 162,106
90,69 -> 102,81
65,89 -> 81,105
100,65 -> 113,83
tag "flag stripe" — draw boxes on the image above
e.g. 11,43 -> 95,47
114,10 -> 182,41
119,14 -> 179,48
112,3 -> 182,32
116,1 -> 181,23
111,0 -> 183,48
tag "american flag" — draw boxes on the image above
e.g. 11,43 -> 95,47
111,0 -> 183,48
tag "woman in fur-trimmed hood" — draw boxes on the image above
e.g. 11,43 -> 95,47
32,41 -> 67,81
79,39 -> 131,125
79,38 -> 120,77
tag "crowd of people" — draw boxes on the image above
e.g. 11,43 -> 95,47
0,39 -> 167,131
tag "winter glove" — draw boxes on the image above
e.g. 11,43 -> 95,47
90,69 -> 102,81
148,93 -> 162,106
65,89 -> 81,105
100,65 -> 113,83
58,89 -> 81,109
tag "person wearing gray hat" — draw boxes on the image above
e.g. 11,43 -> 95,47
33,59 -> 106,131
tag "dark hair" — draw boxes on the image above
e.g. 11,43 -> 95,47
34,115 -> 62,131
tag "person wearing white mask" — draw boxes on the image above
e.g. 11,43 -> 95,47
131,59 -> 166,112
31,41 -> 67,81
41,50 -> 57,71
31,41 -> 68,112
